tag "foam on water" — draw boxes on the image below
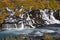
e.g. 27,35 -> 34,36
40,9 -> 60,25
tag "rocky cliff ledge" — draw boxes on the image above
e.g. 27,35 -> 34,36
1,8 -> 60,30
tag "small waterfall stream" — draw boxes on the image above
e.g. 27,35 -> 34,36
19,22 -> 24,30
26,13 -> 35,28
6,7 -> 15,16
19,14 -> 24,18
50,10 -> 60,24
14,24 -> 17,29
26,14 -> 31,20
40,9 -> 60,25
40,9 -> 50,25
19,6 -> 24,12
7,24 -> 9,30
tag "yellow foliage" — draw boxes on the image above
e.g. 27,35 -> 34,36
43,34 -> 54,40
0,14 -> 5,24
17,36 -> 24,40
15,11 -> 20,16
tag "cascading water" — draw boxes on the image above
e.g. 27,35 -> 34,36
40,9 -> 50,25
31,19 -> 36,24
19,6 -> 24,12
26,13 -> 35,28
40,9 -> 60,25
14,24 -> 17,29
6,7 -> 13,12
19,14 -> 24,18
50,10 -> 60,24
26,14 -> 31,20
6,7 -> 15,16
19,22 -> 25,30
6,24 -> 9,30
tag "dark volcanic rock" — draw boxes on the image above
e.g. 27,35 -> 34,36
28,10 -> 45,26
54,9 -> 60,20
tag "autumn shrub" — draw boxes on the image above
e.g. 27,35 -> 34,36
43,34 -> 54,40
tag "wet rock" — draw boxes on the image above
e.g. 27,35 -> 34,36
54,9 -> 60,20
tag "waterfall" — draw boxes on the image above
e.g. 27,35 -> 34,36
40,9 -> 60,24
50,10 -> 60,24
6,7 -> 13,12
26,14 -> 35,28
29,20 -> 35,28
20,22 -> 24,30
14,24 -> 17,29
6,24 -> 12,30
32,19 -> 36,24
10,12 -> 15,16
40,9 -> 50,25
6,24 -> 9,30
26,14 -> 31,20
19,14 -> 24,18
19,6 -> 24,12
6,7 -> 15,16
2,8 -> 60,30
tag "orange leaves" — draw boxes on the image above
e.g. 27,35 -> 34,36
3,0 -> 16,9
0,14 -> 5,24
0,0 -> 60,10
15,11 -> 20,16
43,34 -> 54,40
2,0 -> 60,10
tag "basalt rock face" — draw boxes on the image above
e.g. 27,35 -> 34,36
2,9 -> 45,30
28,10 -> 45,27
2,9 -> 60,30
54,9 -> 60,20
